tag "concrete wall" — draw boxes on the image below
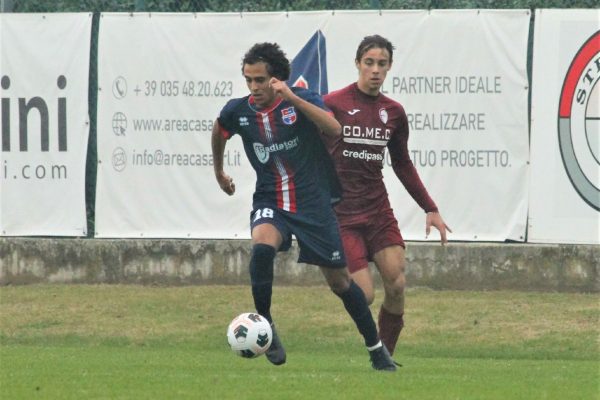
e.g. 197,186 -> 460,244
0,238 -> 598,292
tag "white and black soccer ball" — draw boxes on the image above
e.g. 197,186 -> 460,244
227,312 -> 272,358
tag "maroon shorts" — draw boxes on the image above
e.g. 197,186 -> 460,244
338,208 -> 404,274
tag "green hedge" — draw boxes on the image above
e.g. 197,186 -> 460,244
9,0 -> 597,13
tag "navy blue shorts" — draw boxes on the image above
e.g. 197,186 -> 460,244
250,205 -> 346,269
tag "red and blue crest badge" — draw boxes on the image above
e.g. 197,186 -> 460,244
281,107 -> 297,125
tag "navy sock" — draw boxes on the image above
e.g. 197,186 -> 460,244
249,244 -> 276,324
336,280 -> 379,347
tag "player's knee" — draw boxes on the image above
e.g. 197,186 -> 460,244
249,244 -> 276,285
388,285 -> 404,300
325,272 -> 351,295
394,273 -> 406,289
385,277 -> 405,301
328,280 -> 351,295
355,281 -> 375,304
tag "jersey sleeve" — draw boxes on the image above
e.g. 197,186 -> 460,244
294,87 -> 330,112
387,105 -> 438,213
216,99 -> 240,139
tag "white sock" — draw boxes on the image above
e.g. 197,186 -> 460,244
367,341 -> 383,352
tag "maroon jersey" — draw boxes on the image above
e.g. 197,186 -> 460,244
323,83 -> 437,219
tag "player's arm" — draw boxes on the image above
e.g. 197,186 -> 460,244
211,120 -> 235,195
388,112 -> 451,244
269,78 -> 341,138
388,131 -> 437,213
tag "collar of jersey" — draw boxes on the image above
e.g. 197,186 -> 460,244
352,82 -> 380,102
248,96 -> 284,114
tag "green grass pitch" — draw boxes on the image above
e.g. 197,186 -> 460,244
1,285 -> 598,399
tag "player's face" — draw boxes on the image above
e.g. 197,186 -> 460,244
243,62 -> 277,109
355,47 -> 392,96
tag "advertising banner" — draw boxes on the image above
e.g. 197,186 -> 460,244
0,13 -> 92,236
529,9 -> 600,244
96,11 -> 530,240
95,12 -> 332,238
326,10 -> 531,242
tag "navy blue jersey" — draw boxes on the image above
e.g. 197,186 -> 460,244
218,88 -> 341,213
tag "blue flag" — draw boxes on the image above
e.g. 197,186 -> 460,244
288,30 -> 328,95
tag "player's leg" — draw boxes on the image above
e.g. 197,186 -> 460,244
292,212 -> 380,351
319,266 -> 378,346
340,225 -> 376,304
250,207 -> 287,366
319,266 -> 396,371
287,205 -> 396,371
367,209 -> 406,356
373,245 -> 406,314
291,210 -> 395,371
372,246 -> 406,356
250,222 -> 283,324
351,269 -> 375,304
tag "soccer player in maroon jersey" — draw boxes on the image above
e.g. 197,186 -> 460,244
324,35 -> 451,356
212,42 -> 397,371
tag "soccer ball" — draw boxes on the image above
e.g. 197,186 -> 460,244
227,313 -> 272,358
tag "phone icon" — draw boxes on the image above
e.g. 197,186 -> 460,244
113,76 -> 127,99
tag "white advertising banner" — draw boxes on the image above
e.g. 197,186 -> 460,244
95,12 -> 331,238
0,14 -> 91,236
96,11 -> 530,240
529,9 -> 600,244
327,10 -> 530,242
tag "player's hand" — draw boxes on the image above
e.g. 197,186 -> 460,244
216,172 -> 235,195
426,211 -> 452,245
269,77 -> 294,101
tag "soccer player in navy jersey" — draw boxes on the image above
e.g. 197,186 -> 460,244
323,35 -> 451,356
211,42 -> 396,371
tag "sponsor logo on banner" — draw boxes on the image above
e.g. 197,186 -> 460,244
281,107 -> 297,125
0,13 -> 90,236
1,74 -> 72,182
288,30 -> 328,95
1,74 -> 68,153
558,31 -> 600,211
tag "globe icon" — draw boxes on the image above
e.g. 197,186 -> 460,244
112,112 -> 127,136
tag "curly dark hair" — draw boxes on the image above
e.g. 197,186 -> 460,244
242,42 -> 291,81
355,35 -> 395,64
